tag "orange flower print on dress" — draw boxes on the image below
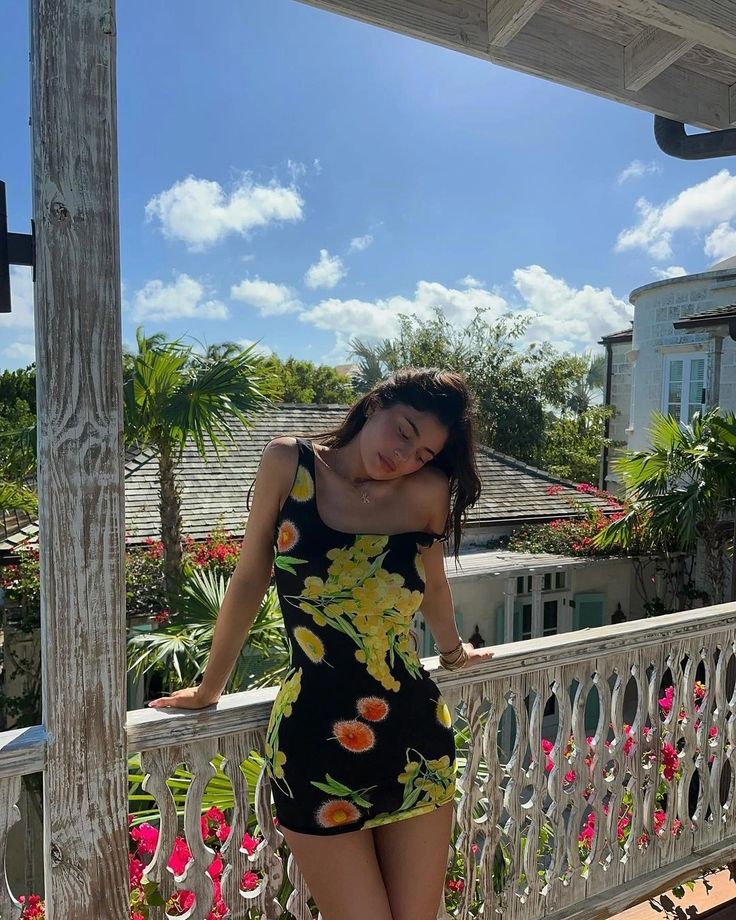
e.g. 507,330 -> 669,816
277,520 -> 300,553
315,799 -> 362,829
356,697 -> 389,722
332,719 -> 376,752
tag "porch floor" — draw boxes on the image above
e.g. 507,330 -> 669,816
612,868 -> 736,919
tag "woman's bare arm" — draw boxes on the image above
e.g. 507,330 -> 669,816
418,472 -> 495,669
148,437 -> 298,709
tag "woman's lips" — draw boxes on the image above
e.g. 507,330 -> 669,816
379,452 -> 396,473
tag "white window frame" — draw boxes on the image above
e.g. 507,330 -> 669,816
662,351 -> 707,424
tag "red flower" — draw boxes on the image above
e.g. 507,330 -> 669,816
168,837 -> 192,876
241,870 -> 261,891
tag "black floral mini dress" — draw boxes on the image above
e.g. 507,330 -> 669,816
263,438 -> 457,836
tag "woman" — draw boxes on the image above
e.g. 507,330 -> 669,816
149,367 -> 495,920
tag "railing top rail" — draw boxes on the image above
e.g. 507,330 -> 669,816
127,602 -> 736,752
0,724 -> 46,777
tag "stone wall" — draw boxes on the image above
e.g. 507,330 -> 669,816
626,268 -> 736,454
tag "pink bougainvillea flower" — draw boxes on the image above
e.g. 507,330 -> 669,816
241,870 -> 261,891
242,831 -> 262,855
168,837 -> 193,876
130,821 -> 160,856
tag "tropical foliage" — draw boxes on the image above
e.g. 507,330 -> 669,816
595,409 -> 736,604
122,328 -> 274,604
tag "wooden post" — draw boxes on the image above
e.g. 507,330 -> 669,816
30,2 -> 128,917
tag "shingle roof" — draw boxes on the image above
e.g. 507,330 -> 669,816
1,404 -> 610,551
673,305 -> 736,328
599,326 -> 633,344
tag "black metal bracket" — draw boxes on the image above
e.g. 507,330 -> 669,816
1,180 -> 35,315
654,116 -> 736,160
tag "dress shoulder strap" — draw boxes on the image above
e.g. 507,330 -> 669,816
294,436 -> 316,473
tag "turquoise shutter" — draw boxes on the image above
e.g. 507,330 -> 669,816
495,605 -> 505,645
573,593 -> 606,631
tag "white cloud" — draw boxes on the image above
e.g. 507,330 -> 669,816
300,268 -> 630,358
304,249 -> 346,289
511,265 -> 632,352
230,278 -> 302,316
0,267 -> 34,330
616,169 -> 736,260
459,274 -> 485,288
300,280 -> 507,340
617,159 -> 661,185
236,337 -> 273,357
704,221 -> 736,263
132,274 -> 228,322
145,174 -> 304,251
651,265 -> 688,280
3,341 -> 35,362
349,234 -> 373,253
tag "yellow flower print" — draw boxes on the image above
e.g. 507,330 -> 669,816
398,760 -> 421,785
397,749 -> 457,810
415,553 -> 426,582
395,589 -> 423,617
271,749 -> 287,779
355,535 -> 388,556
291,465 -> 315,502
264,666 -> 302,799
294,626 -> 326,663
303,576 -> 325,598
436,696 -> 453,729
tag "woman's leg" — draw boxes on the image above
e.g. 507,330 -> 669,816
280,824 -> 395,920
372,801 -> 455,920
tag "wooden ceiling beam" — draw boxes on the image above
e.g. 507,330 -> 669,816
490,12 -> 729,129
293,0 -> 731,129
487,0 -> 547,47
295,0 -> 489,57
592,0 -> 736,61
624,26 -> 695,91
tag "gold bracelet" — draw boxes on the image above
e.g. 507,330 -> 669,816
440,646 -> 469,671
434,638 -> 462,658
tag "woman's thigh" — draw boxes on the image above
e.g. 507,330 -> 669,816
280,824 -> 394,920
372,802 -> 455,920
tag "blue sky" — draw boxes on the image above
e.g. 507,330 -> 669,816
2,0 -> 736,371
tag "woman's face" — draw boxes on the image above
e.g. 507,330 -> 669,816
360,402 -> 449,479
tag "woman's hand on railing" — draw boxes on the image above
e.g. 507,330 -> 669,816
461,644 -> 495,669
146,686 -> 220,710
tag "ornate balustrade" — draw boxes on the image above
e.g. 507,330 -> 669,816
1,606 -> 736,919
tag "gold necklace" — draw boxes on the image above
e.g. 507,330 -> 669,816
318,447 -> 373,504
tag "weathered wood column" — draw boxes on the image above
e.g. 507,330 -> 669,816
30,1 -> 129,917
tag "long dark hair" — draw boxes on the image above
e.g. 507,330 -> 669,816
318,368 -> 481,557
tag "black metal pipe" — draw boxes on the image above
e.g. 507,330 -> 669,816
654,116 -> 736,160
0,181 -> 10,313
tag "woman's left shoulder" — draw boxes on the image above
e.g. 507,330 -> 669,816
409,464 -> 450,507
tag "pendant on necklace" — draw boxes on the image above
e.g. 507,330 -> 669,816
360,490 -> 371,504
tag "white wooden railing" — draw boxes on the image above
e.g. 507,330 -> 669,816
2,606 -> 736,919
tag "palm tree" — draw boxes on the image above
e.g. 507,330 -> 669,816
595,408 -> 736,603
567,351 -> 606,415
0,480 -> 38,515
349,337 -> 391,393
123,327 -> 274,603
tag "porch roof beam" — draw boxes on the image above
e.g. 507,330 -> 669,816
295,0 -> 731,129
